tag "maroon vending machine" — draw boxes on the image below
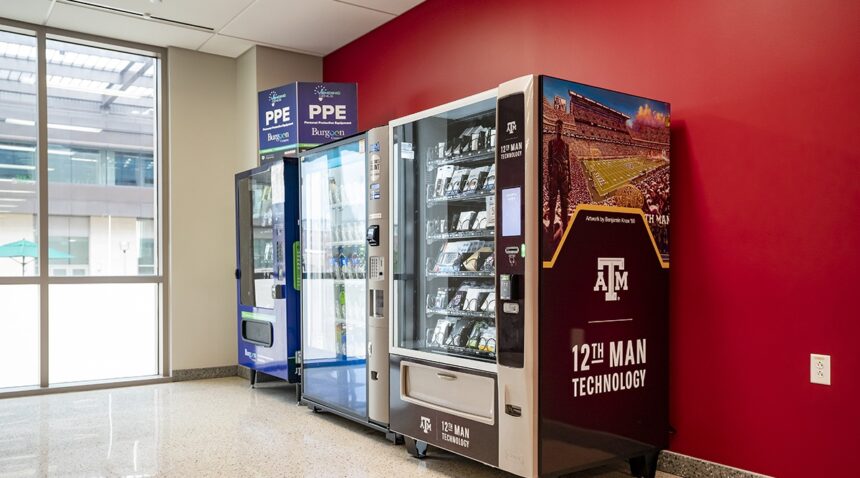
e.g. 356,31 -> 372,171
388,75 -> 670,477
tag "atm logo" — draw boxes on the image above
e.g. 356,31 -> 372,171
244,349 -> 258,361
506,120 -> 517,134
594,257 -> 628,301
419,416 -> 432,434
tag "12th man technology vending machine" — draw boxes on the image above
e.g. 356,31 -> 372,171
235,158 -> 301,386
388,75 -> 670,477
299,127 -> 393,435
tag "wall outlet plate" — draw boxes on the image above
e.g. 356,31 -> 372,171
810,353 -> 831,385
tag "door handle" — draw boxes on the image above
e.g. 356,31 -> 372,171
436,372 -> 457,381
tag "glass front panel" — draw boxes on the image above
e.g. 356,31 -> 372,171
0,31 -> 39,277
46,38 -> 158,276
301,139 -> 367,416
237,172 -> 274,309
393,97 -> 498,364
49,283 -> 158,384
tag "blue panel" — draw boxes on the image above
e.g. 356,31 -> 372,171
235,158 -> 301,383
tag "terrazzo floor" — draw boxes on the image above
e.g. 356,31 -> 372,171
0,377 -> 680,477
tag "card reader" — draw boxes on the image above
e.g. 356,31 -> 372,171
500,274 -> 517,301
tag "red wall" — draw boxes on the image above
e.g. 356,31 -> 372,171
324,1 -> 860,476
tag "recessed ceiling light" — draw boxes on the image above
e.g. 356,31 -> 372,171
0,144 -> 35,152
5,118 -> 35,126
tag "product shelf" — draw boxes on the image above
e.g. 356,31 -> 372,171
427,150 -> 495,168
302,272 -> 367,280
426,270 -> 494,279
426,229 -> 494,242
419,345 -> 496,363
427,189 -> 494,204
426,307 -> 495,319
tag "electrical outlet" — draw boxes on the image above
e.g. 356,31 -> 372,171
810,354 -> 831,385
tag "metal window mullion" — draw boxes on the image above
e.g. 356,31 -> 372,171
36,31 -> 49,389
158,54 -> 170,379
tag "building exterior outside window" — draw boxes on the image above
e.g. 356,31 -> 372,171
0,26 -> 166,390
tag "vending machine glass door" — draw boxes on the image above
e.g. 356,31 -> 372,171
237,171 -> 275,310
300,139 -> 368,418
391,95 -> 498,370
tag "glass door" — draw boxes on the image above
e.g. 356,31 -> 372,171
392,95 -> 498,370
300,139 -> 368,417
237,172 -> 274,310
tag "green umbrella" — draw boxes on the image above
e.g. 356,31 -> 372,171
0,239 -> 73,275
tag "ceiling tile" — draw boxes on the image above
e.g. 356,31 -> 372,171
336,0 -> 424,15
0,0 -> 53,25
198,34 -> 255,58
46,3 -> 213,50
221,0 -> 393,56
66,0 -> 257,30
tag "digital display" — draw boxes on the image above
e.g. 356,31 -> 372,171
501,187 -> 521,237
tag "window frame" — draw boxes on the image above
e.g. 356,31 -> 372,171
0,18 -> 170,396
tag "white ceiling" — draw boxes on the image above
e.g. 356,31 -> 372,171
0,0 -> 423,58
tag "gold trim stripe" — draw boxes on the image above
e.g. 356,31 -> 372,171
541,204 -> 669,269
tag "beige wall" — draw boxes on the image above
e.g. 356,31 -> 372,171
255,45 -> 322,91
236,47 -> 258,171
168,46 -> 321,371
168,47 -> 246,370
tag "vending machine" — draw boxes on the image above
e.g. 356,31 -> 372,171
298,127 -> 393,436
235,158 -> 301,386
388,75 -> 671,478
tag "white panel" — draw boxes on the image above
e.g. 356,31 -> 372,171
222,0 -> 394,56
198,34 -> 254,58
0,0 -> 53,25
46,3 -> 213,50
338,0 -> 424,15
72,0 -> 256,30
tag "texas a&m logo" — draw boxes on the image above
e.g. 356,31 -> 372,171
419,416 -> 432,434
594,257 -> 628,301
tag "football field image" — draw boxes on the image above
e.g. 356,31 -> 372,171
582,157 -> 668,197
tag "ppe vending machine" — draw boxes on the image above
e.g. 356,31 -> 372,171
388,75 -> 670,478
299,127 -> 393,436
235,158 -> 301,386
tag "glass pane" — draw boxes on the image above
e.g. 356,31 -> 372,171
237,172 -> 275,309
0,285 -> 39,388
46,38 -> 158,276
394,98 -> 498,364
49,283 -> 158,384
300,140 -> 367,415
0,31 -> 39,277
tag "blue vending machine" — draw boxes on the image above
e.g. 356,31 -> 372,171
235,158 -> 301,386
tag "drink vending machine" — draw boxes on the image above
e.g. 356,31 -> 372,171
298,127 -> 395,437
388,75 -> 671,477
235,158 -> 301,387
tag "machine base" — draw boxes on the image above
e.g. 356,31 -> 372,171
629,452 -> 659,478
302,398 -> 399,444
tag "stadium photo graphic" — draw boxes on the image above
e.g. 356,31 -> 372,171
540,76 -> 671,264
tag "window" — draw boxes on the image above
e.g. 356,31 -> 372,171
0,24 -> 166,391
0,30 -> 38,279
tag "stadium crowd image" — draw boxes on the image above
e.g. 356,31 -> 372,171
541,79 -> 671,263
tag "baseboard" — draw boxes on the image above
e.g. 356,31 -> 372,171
172,365 -> 238,382
659,450 -> 772,478
236,364 -> 252,380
